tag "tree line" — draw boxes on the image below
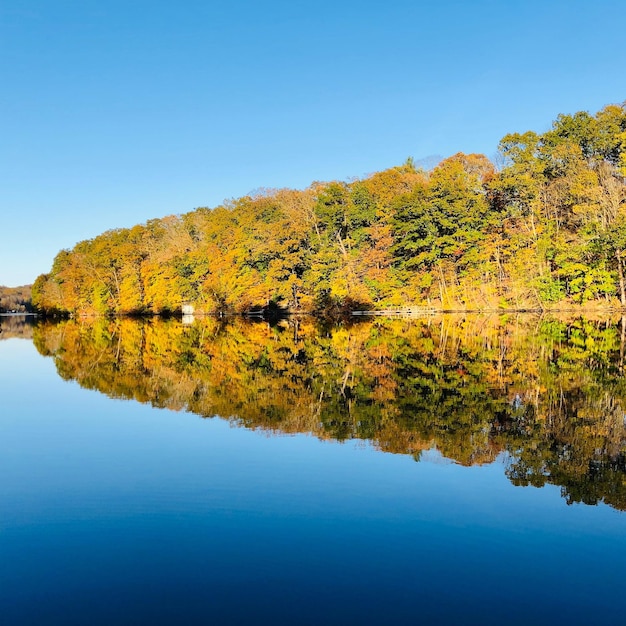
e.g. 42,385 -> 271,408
32,103 -> 626,316
0,285 -> 33,313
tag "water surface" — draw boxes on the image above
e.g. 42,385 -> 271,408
1,315 -> 625,624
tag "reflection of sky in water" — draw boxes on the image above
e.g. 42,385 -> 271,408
1,338 -> 625,625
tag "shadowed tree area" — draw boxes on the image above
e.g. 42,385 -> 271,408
33,314 -> 626,510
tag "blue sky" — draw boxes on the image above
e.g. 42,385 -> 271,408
1,0 -> 625,286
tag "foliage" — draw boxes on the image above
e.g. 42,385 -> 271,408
32,102 -> 626,316
0,284 -> 33,313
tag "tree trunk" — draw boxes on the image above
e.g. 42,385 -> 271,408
619,315 -> 626,372
616,250 -> 626,307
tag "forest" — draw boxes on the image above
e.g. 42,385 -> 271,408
0,285 -> 33,313
32,103 -> 626,316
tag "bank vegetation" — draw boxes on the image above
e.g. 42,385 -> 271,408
33,103 -> 626,316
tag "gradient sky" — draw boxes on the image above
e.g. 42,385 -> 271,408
1,0 -> 625,286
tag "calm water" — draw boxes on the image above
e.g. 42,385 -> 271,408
1,314 -> 625,625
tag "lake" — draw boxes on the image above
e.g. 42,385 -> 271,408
1,314 -> 625,624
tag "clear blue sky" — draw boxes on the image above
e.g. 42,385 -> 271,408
1,0 -> 625,286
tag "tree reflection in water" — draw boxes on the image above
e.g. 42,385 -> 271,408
0,314 -> 35,340
33,314 -> 626,511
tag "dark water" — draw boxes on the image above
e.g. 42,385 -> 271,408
1,315 -> 625,624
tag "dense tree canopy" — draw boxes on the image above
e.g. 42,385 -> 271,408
0,285 -> 32,313
32,102 -> 626,316
0,285 -> 33,313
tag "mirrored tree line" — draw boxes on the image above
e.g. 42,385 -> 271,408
34,314 -> 626,510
